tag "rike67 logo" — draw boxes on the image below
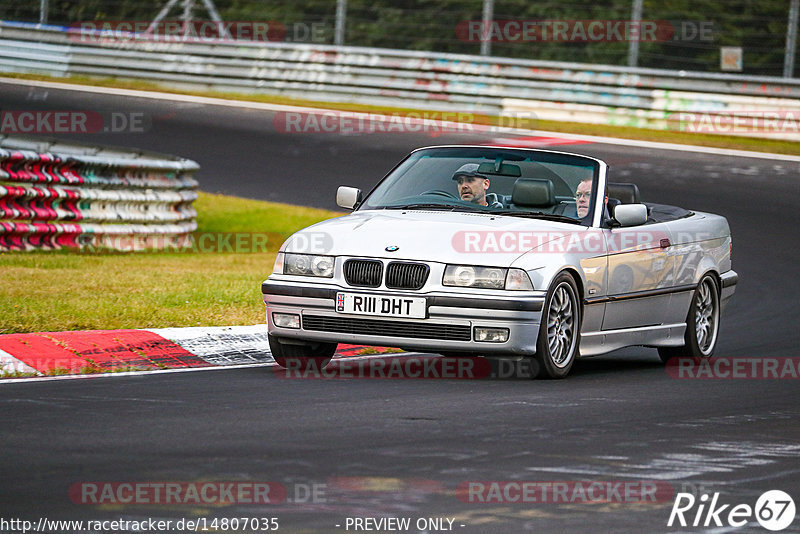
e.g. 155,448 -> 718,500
668,490 -> 796,531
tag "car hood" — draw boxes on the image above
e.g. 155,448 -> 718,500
282,209 -> 578,265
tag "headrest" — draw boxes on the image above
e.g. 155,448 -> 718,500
607,182 -> 641,204
511,178 -> 556,207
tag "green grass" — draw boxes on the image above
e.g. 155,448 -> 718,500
0,361 -> 161,379
1,192 -> 341,334
353,347 -> 405,355
4,72 -> 800,156
0,369 -> 40,378
193,192 -> 339,235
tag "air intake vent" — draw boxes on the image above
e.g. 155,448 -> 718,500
303,315 -> 471,341
386,262 -> 429,290
344,259 -> 383,287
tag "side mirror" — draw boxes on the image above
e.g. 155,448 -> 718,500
336,186 -> 362,210
613,204 -> 648,227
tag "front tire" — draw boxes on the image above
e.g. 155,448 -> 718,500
534,273 -> 581,379
268,334 -> 336,371
658,274 -> 720,363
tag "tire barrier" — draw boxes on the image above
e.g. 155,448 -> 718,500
0,135 -> 198,251
3,22 -> 800,139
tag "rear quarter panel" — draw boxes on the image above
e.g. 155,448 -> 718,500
668,211 -> 732,283
664,211 -> 732,323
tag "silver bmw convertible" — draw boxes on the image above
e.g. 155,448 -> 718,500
262,145 -> 737,378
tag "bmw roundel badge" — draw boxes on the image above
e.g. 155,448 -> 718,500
385,245 -> 399,252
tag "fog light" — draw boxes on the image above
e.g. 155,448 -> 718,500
273,313 -> 300,329
474,327 -> 509,343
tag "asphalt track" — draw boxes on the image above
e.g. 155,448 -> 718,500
1,81 -> 800,533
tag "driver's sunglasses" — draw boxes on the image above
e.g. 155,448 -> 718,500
575,192 -> 592,199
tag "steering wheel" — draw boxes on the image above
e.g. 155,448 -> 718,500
420,189 -> 457,199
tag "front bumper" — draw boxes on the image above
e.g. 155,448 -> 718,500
262,280 -> 545,356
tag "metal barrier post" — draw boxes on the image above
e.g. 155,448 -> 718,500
480,0 -> 494,57
335,0 -> 347,47
628,0 -> 643,68
785,0 -> 799,78
39,0 -> 48,25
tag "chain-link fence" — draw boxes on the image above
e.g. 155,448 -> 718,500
2,0 -> 798,77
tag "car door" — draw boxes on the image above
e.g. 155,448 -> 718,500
601,222 -> 675,330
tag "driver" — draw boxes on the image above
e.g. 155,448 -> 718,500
452,164 -> 503,207
573,178 -> 609,223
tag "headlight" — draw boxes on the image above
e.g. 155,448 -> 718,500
443,265 -> 532,290
443,265 -> 504,289
283,253 -> 334,278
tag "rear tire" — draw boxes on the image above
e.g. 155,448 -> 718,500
658,274 -> 720,363
534,273 -> 581,379
268,334 -> 336,371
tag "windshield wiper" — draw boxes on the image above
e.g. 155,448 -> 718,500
383,203 -> 458,211
485,210 -> 583,224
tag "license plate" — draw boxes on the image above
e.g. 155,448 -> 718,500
335,292 -> 427,319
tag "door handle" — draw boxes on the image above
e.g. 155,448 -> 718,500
660,238 -> 671,249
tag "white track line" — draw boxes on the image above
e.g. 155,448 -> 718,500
0,361 -> 275,384
3,76 -> 800,162
0,352 -> 435,385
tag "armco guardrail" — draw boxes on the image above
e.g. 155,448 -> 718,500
2,22 -> 800,139
0,135 -> 198,251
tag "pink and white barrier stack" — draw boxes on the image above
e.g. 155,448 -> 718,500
0,136 -> 198,251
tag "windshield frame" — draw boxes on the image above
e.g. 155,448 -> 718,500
357,145 -> 607,227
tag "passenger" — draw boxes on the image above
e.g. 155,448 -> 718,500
575,178 -> 592,218
452,163 -> 503,208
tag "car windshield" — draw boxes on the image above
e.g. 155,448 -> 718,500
360,146 -> 601,224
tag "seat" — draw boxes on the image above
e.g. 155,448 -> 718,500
606,182 -> 641,204
510,178 -> 557,211
606,182 -> 641,219
484,192 -> 504,209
